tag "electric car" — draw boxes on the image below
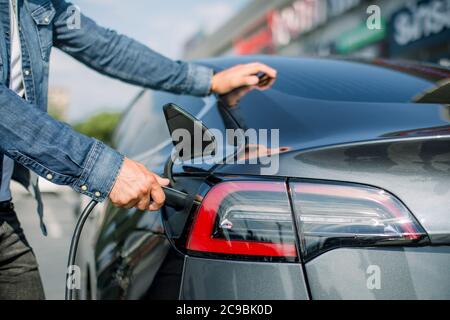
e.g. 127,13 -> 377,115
77,56 -> 450,300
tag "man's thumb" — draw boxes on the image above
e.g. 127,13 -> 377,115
156,176 -> 170,186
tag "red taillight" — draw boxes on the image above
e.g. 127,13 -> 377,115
186,180 -> 428,262
187,181 -> 297,260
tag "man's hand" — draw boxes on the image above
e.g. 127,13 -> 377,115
109,158 -> 170,211
210,62 -> 277,95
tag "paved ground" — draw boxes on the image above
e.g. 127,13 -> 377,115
11,182 -> 79,300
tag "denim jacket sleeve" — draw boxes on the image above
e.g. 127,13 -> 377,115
0,84 -> 124,202
52,1 -> 214,96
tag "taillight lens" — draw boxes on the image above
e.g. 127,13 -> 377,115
187,181 -> 298,261
291,182 -> 428,260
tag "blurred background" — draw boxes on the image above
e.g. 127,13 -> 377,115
15,0 -> 450,299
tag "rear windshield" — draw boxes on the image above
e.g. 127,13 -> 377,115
204,57 -> 449,103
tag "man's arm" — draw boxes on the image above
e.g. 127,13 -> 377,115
0,84 -> 123,202
51,1 -> 277,96
52,1 -> 213,96
1,84 -> 169,211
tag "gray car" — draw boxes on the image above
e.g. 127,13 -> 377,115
77,56 -> 450,300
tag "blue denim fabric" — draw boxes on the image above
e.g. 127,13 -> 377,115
0,0 -> 213,232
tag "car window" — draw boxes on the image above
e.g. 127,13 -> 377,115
201,57 -> 446,103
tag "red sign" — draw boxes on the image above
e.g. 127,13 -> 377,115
233,12 -> 275,55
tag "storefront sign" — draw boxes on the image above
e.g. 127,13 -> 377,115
234,26 -> 273,55
270,0 -> 327,47
233,13 -> 274,55
335,20 -> 386,54
390,0 -> 450,54
233,0 -> 362,54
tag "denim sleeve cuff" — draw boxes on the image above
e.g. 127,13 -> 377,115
186,63 -> 214,96
73,140 -> 124,202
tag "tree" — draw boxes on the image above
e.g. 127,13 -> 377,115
73,111 -> 122,146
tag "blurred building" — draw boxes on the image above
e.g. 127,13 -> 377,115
48,87 -> 70,122
183,0 -> 450,64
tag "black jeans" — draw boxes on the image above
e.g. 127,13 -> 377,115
0,207 -> 45,300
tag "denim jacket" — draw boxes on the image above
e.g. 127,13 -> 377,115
0,0 -> 213,234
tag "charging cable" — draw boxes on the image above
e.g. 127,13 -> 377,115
65,199 -> 98,300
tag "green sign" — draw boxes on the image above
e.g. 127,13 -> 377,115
336,20 -> 386,54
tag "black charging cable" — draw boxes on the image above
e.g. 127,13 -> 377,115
65,199 -> 98,300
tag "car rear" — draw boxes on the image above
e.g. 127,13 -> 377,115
107,56 -> 450,300
169,57 -> 450,300
173,169 -> 449,299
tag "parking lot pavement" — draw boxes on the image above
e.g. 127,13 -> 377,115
10,182 -> 79,300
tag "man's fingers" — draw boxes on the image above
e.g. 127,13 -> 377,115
148,183 -> 166,211
132,175 -> 167,211
151,184 -> 166,205
155,176 -> 170,186
257,77 -> 276,90
232,75 -> 259,89
148,202 -> 162,212
242,63 -> 277,78
109,158 -> 173,211
231,63 -> 277,88
135,192 -> 151,211
124,199 -> 140,209
210,62 -> 277,95
244,76 -> 259,86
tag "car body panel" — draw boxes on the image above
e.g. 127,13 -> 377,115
181,257 -> 309,300
305,246 -> 450,300
91,199 -> 169,299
